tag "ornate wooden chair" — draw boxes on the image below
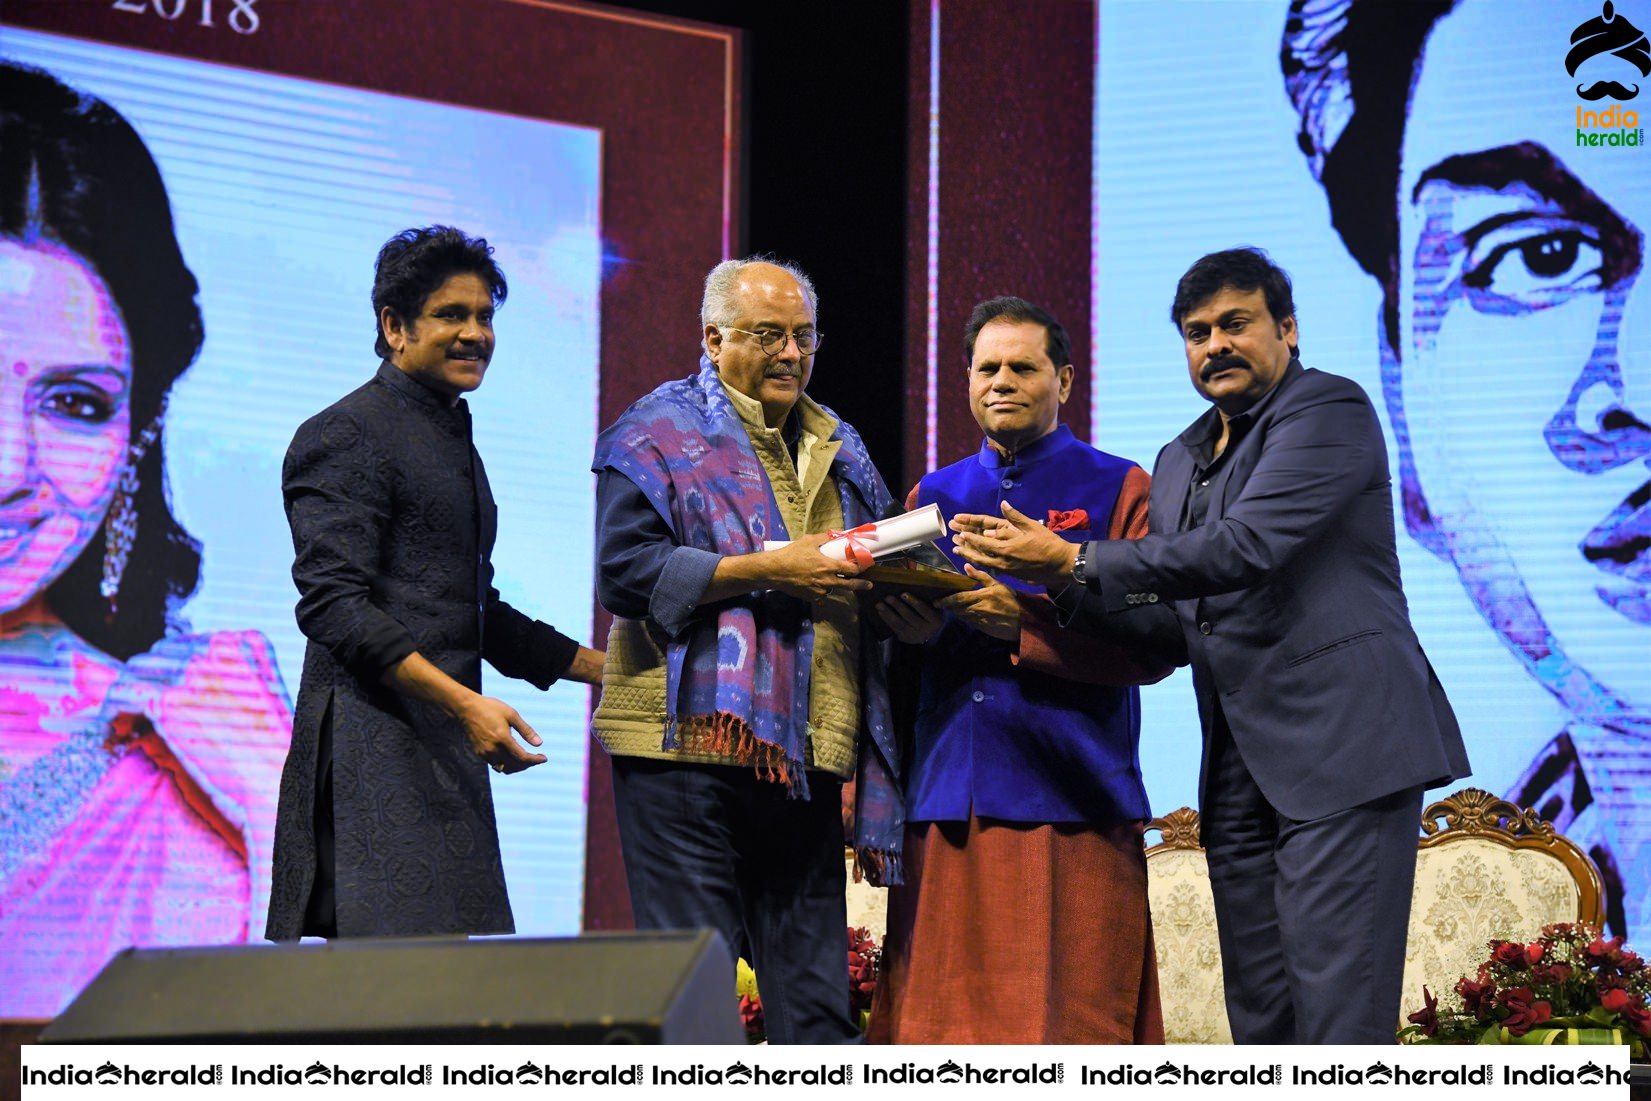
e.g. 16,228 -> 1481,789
1401,787 -> 1605,1021
1144,807 -> 1231,1043
1146,789 -> 1605,1042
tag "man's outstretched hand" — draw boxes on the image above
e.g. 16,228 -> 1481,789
949,501 -> 1080,589
457,693 -> 547,774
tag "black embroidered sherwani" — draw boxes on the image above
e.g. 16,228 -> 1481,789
266,362 -> 578,939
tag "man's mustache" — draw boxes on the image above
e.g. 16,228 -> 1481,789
1201,354 -> 1250,382
1577,79 -> 1641,100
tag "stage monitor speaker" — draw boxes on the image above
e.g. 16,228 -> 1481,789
39,929 -> 741,1045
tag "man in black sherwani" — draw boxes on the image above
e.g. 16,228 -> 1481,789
266,226 -> 604,940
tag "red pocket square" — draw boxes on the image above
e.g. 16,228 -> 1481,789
1046,508 -> 1089,532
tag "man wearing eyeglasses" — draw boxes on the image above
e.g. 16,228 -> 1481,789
589,256 -> 903,1044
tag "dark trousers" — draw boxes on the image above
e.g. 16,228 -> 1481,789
301,701 -> 338,938
1201,707 -> 1422,1044
611,756 -> 860,1045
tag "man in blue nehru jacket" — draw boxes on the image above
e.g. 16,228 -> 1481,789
953,251 -> 1471,1044
868,296 -> 1183,1044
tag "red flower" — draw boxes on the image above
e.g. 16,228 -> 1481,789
1492,941 -> 1530,970
1457,975 -> 1497,1018
1045,509 -> 1089,532
846,927 -> 881,1017
1524,943 -> 1545,966
1407,986 -> 1440,1036
1497,987 -> 1553,1036
1586,935 -> 1629,970
1623,1003 -> 1651,1037
1601,987 -> 1632,1013
1535,961 -> 1573,985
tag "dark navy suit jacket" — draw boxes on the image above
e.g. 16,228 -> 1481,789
1083,362 -> 1470,820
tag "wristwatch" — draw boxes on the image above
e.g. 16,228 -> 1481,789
1070,544 -> 1088,587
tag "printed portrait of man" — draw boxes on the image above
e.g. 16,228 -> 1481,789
1283,0 -> 1651,934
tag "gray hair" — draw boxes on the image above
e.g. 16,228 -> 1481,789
700,254 -> 818,335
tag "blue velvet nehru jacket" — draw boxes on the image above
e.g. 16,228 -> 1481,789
908,425 -> 1151,826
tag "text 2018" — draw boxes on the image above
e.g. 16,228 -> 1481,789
111,0 -> 261,35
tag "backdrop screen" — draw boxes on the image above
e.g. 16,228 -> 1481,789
1093,0 -> 1650,934
0,0 -> 735,1018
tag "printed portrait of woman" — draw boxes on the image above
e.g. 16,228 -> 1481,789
0,61 -> 291,1018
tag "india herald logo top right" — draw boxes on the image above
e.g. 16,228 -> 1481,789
1570,1 -> 1648,146
1569,1 -> 1649,99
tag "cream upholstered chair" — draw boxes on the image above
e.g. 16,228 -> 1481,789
1148,789 -> 1604,1041
1145,807 -> 1232,1043
1401,787 -> 1605,1024
844,848 -> 887,940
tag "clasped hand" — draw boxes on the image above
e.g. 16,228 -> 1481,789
875,563 -> 1021,643
949,501 -> 1078,590
766,531 -> 874,602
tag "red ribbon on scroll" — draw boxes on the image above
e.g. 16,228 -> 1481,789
827,523 -> 878,568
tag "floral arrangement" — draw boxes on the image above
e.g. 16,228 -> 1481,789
1399,922 -> 1649,1059
737,926 -> 883,1043
847,925 -> 882,1028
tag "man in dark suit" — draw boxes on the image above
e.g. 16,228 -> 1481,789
951,247 -> 1471,1043
266,226 -> 603,941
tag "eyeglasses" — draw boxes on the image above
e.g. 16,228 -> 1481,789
721,326 -> 823,356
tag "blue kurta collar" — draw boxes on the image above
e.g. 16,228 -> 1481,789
975,422 -> 1080,470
